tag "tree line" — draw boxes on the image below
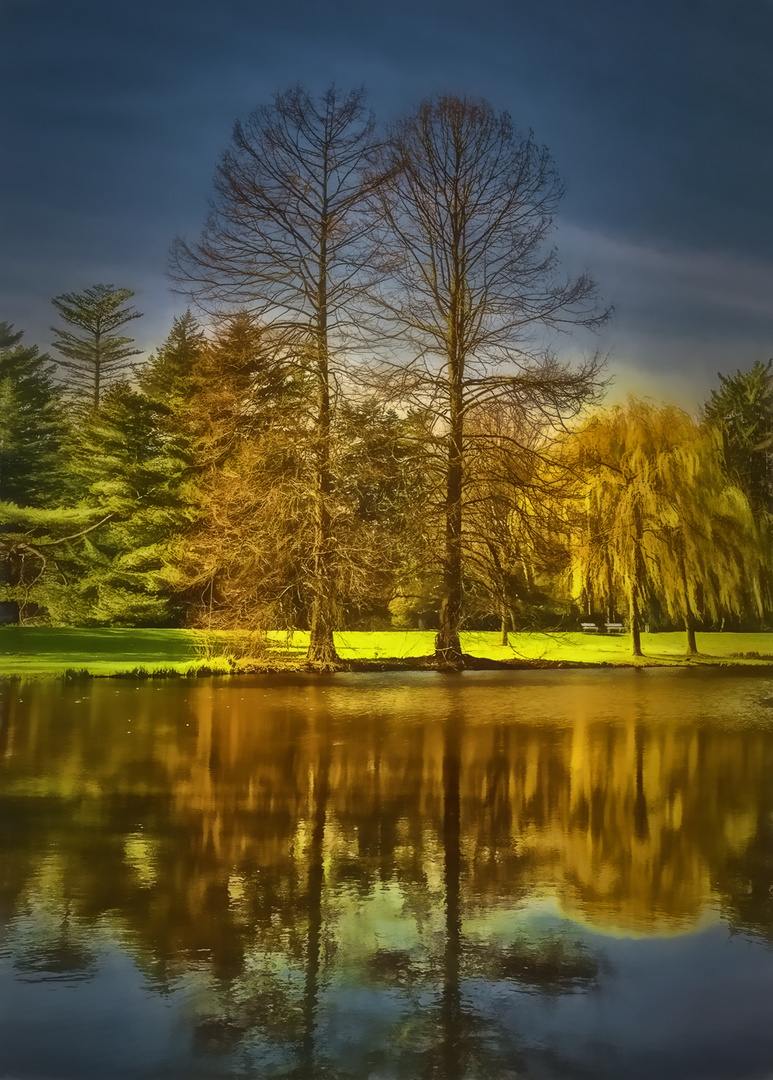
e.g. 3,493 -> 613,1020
1,86 -> 770,664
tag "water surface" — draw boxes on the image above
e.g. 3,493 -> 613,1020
2,669 -> 773,1079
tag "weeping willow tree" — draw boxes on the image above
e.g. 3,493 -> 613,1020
569,400 -> 762,656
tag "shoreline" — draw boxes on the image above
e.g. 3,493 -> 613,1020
2,627 -> 773,679
2,653 -> 773,680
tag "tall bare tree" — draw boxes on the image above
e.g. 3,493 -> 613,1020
170,84 -> 380,668
369,95 -> 609,665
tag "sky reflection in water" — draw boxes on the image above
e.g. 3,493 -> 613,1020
1,669 -> 773,1079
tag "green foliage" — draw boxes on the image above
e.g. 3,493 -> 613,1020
0,502 -> 112,623
333,401 -> 433,626
51,284 -> 143,408
167,311 -> 311,629
138,309 -> 204,407
704,359 -> 773,514
56,383 -> 194,625
0,323 -> 67,507
569,400 -> 762,654
16,313 -> 208,627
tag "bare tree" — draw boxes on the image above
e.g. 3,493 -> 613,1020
369,95 -> 609,665
170,84 -> 381,668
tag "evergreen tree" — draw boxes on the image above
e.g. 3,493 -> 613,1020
138,309 -> 204,407
0,502 -> 112,624
704,359 -> 773,516
57,384 -> 193,625
0,322 -> 66,507
51,284 -> 143,408
170,312 -> 310,629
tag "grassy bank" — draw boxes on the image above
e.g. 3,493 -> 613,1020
1,626 -> 773,678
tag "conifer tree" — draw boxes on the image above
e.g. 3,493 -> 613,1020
169,311 -> 310,630
0,322 -> 66,507
55,384 -> 192,625
138,309 -> 204,407
704,359 -> 773,516
51,284 -> 143,408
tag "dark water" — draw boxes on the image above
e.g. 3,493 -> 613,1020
2,669 -> 773,1079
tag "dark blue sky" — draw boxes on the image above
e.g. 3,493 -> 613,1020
2,0 -> 771,406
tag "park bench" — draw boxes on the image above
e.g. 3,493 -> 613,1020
604,622 -> 625,634
580,622 -> 599,634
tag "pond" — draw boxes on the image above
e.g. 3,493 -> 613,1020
1,668 -> 773,1079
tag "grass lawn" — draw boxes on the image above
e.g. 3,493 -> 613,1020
0,627 -> 211,677
1,625 -> 772,677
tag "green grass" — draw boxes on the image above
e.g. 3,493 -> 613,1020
331,629 -> 773,666
2,625 -> 772,678
0,627 -> 216,677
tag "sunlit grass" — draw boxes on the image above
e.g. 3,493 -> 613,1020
334,629 -> 773,665
1,626 -> 772,677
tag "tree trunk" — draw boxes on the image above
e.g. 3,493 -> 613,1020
678,543 -> 699,656
434,297 -> 464,668
629,504 -> 645,657
628,587 -> 643,657
435,423 -> 463,665
93,328 -> 101,409
307,408 -> 338,668
306,220 -> 339,670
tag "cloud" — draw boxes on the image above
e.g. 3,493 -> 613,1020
552,224 -> 773,407
561,224 -> 773,324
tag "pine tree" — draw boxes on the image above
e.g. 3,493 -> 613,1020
170,312 -> 311,630
704,359 -> 773,526
51,284 -> 143,408
138,309 -> 204,407
57,384 -> 193,625
0,322 -> 66,507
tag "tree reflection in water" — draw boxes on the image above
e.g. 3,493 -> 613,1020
2,671 -> 773,1078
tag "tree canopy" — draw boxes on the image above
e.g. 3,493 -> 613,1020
2,82 -> 767,653
0,322 -> 66,508
51,284 -> 143,409
368,94 -> 609,663
704,358 -> 773,517
569,401 -> 762,655
171,84 -> 382,668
